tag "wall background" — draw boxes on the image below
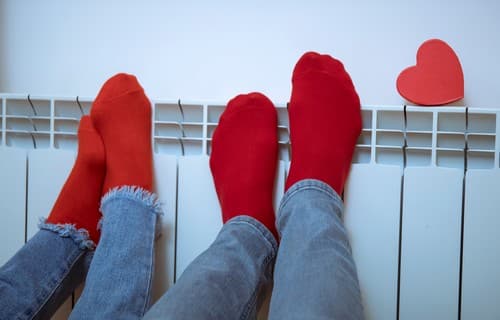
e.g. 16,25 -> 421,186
1,0 -> 499,108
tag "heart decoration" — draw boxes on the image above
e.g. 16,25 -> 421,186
396,39 -> 464,106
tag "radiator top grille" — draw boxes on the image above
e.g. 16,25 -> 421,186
1,94 -> 498,170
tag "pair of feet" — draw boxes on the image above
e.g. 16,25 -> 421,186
208,51 -> 361,239
45,51 -> 361,246
46,74 -> 153,246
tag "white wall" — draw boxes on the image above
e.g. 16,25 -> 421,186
1,0 -> 499,108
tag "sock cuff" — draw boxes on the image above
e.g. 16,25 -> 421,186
100,185 -> 163,217
38,218 -> 96,250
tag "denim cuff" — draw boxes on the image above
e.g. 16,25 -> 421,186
39,218 -> 96,250
100,186 -> 163,217
98,186 -> 164,238
278,179 -> 344,228
225,215 -> 278,257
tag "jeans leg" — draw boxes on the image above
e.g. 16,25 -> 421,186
144,215 -> 277,320
70,186 -> 161,320
269,179 -> 363,320
0,228 -> 92,320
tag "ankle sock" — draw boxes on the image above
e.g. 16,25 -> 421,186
45,116 -> 106,245
210,93 -> 279,239
90,73 -> 153,194
285,52 -> 362,195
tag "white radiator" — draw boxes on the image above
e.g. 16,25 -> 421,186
0,94 -> 499,320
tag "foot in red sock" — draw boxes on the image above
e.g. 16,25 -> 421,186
45,116 -> 105,247
90,73 -> 153,194
285,51 -> 362,194
210,93 -> 279,239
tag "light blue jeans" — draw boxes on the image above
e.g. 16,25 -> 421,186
0,179 -> 362,319
145,179 -> 363,319
0,186 -> 161,320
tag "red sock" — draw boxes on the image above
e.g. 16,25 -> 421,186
46,116 -> 105,245
210,93 -> 279,239
285,52 -> 362,195
90,73 -> 153,194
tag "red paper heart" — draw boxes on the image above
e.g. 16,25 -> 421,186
397,39 -> 464,106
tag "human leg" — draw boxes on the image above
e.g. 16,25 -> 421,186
0,230 -> 92,320
144,216 -> 277,320
269,180 -> 363,319
69,187 -> 161,320
269,52 -> 363,319
145,92 -> 279,319
70,73 -> 159,319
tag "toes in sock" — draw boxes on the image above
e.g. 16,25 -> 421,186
210,93 -> 279,239
90,73 -> 153,194
45,116 -> 106,245
285,51 -> 362,195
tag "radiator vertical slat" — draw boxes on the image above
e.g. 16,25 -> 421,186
344,164 -> 402,320
26,149 -> 75,239
175,156 -> 222,278
150,154 -> 178,303
0,148 -> 27,265
461,170 -> 500,319
399,167 -> 463,320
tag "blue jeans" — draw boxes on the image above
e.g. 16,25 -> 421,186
145,179 -> 363,319
0,186 -> 161,320
0,179 -> 362,319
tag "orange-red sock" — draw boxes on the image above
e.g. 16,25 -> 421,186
285,52 -> 362,195
90,73 -> 153,194
45,116 -> 105,246
210,93 -> 279,239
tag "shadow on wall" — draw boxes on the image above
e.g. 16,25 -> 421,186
0,0 -> 5,91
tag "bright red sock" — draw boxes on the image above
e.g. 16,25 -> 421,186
46,116 -> 105,245
210,93 -> 279,239
285,52 -> 362,195
90,73 -> 153,194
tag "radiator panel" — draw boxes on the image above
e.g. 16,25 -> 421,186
151,154 -> 178,303
175,156 -> 222,279
0,148 -> 26,265
461,170 -> 500,320
399,167 -> 463,320
26,149 -> 75,240
344,164 -> 402,320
